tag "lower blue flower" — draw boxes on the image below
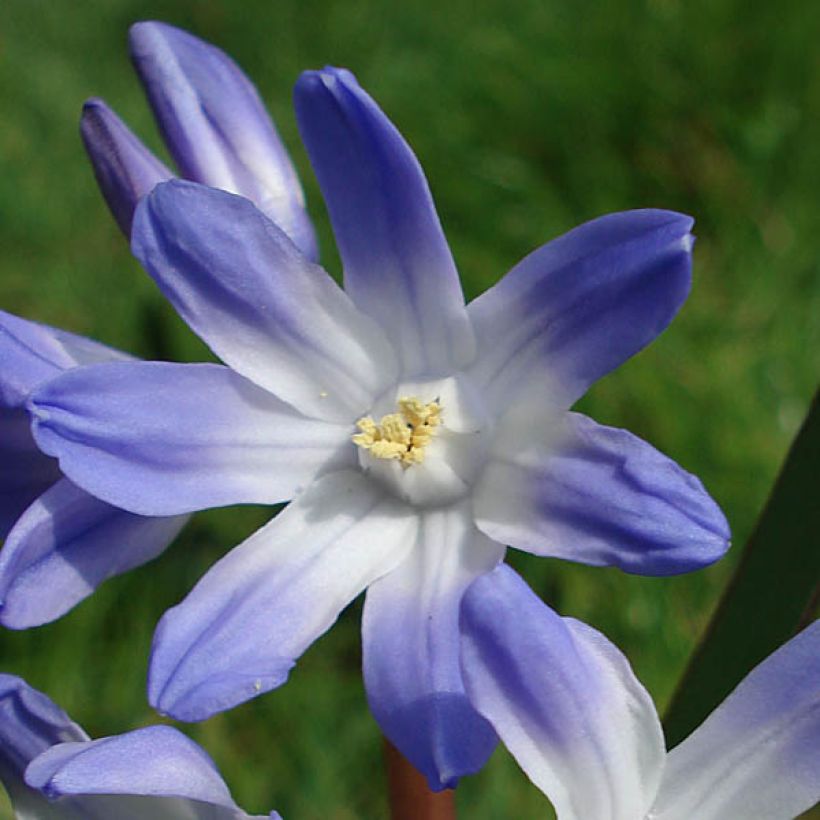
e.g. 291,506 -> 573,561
0,674 -> 279,818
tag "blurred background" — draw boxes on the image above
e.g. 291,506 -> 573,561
0,0 -> 818,817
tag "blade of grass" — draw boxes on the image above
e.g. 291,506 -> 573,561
663,388 -> 820,747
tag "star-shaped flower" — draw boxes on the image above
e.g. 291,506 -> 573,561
28,65 -> 729,788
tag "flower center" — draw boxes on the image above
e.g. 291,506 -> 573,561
352,397 -> 441,467
352,376 -> 491,508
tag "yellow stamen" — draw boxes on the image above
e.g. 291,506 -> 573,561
352,397 -> 441,466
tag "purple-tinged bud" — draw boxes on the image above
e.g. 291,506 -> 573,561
81,98 -> 173,236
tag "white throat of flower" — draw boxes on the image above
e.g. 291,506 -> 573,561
351,377 -> 491,508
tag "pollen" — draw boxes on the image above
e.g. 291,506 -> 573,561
352,397 -> 441,466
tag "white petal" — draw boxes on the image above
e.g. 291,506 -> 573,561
148,470 -> 418,720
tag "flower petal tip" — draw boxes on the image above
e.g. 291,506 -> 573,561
640,207 -> 695,235
37,780 -> 62,800
79,94 -> 173,236
128,19 -> 181,51
0,601 -> 24,633
147,647 -> 296,722
296,66 -> 353,92
81,96 -> 108,116
128,20 -> 207,73
378,692 -> 498,792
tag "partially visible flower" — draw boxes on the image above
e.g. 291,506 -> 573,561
29,65 -> 729,788
81,20 -> 317,259
0,310 -> 188,628
0,673 -> 279,819
461,565 -> 820,820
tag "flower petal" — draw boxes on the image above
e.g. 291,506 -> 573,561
0,674 -> 87,818
0,309 -> 127,408
0,407 -> 61,539
27,726 -> 237,808
0,478 -> 188,629
29,361 -> 352,516
649,620 -> 820,820
148,470 -> 417,721
131,180 -> 397,422
0,313 -> 68,407
474,413 -> 729,576
362,504 -> 503,791
460,565 -> 666,820
294,67 -> 475,376
467,210 -> 694,408
129,21 -> 317,260
80,98 -> 174,236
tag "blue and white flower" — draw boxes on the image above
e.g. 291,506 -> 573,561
0,673 -> 279,819
461,564 -> 820,820
28,64 -> 729,788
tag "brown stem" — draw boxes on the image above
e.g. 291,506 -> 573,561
383,739 -> 457,820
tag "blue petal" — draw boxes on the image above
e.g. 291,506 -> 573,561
651,620 -> 820,820
129,21 -> 317,260
294,67 -> 475,376
149,471 -> 417,721
29,361 -> 353,516
131,180 -> 397,422
0,478 -> 188,629
0,309 -> 127,408
0,674 -> 87,816
468,209 -> 694,408
0,407 -> 61,539
27,725 -> 237,808
474,412 -> 730,575
80,98 -> 174,236
362,504 -> 502,790
460,565 -> 666,820
0,312 -> 69,407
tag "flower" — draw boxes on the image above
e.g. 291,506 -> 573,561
28,64 -> 729,789
0,310 -> 189,628
460,565 -> 820,820
81,20 -> 317,259
0,674 -> 279,819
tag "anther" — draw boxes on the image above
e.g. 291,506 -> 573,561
352,397 -> 442,466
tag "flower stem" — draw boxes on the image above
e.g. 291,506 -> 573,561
383,739 -> 456,820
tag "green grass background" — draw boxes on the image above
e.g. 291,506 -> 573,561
0,0 -> 818,817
